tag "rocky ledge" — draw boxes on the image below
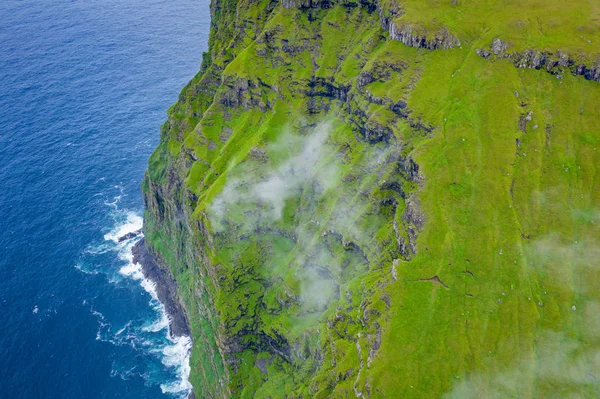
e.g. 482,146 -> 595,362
477,38 -> 600,82
131,238 -> 191,338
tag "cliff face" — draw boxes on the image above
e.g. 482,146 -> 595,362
143,0 -> 600,397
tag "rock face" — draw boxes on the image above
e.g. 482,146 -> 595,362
117,229 -> 141,242
387,22 -> 460,50
477,38 -> 600,82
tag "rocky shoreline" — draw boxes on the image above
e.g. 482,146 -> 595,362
130,238 -> 195,399
131,238 -> 191,338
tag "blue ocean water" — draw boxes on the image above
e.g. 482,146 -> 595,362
0,0 -> 209,397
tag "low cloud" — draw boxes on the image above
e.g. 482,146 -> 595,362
208,122 -> 340,229
207,122 -> 394,313
207,122 -> 345,311
524,232 -> 600,296
444,324 -> 600,398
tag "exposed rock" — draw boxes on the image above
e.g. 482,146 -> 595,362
491,38 -> 508,55
475,48 -> 491,59
307,76 -> 350,102
367,323 -> 382,367
388,22 -> 460,50
219,76 -> 273,111
399,156 -> 423,184
357,71 -> 376,89
357,60 -> 404,89
376,0 -> 460,50
359,120 -> 393,144
519,110 -> 533,133
380,180 -> 405,198
219,126 -> 233,142
322,229 -> 370,264
390,99 -> 408,115
355,85 -> 434,135
255,358 -> 268,374
118,229 -> 142,242
281,0 -> 334,9
477,38 -> 600,83
281,38 -> 310,55
402,194 -> 425,257
248,146 -> 268,162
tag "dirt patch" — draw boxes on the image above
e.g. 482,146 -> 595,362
415,275 -> 449,289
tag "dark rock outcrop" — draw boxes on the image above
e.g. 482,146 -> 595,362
281,0 -> 334,9
219,76 -> 274,111
477,38 -> 600,83
387,22 -> 460,50
118,229 -> 142,242
360,120 -> 393,144
307,76 -> 351,102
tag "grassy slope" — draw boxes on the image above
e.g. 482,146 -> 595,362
145,0 -> 600,397
374,46 -> 600,398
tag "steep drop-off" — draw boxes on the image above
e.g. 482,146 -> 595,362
142,0 -> 600,397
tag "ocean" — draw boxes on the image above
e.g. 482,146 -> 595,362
0,0 -> 209,397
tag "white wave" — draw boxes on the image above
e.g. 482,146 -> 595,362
104,212 -> 143,243
143,307 -> 169,333
118,258 -> 143,279
140,278 -> 160,302
91,309 -> 105,320
91,310 -> 112,341
84,242 -> 114,255
113,220 -> 193,397
120,263 -> 193,397
117,242 -> 193,397
115,321 -> 131,336
103,185 -> 126,209
118,260 -> 161,304
79,205 -> 193,398
74,260 -> 100,275
160,335 -> 193,396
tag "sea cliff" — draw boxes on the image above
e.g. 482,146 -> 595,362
141,0 -> 600,397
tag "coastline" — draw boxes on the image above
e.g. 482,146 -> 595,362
130,238 -> 195,399
131,238 -> 191,339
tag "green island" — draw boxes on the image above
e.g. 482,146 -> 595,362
141,0 -> 600,397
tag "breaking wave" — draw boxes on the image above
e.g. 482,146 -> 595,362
76,205 -> 193,398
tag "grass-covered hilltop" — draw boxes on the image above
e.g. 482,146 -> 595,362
141,0 -> 600,397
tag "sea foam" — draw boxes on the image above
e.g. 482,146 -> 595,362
110,210 -> 193,398
160,335 -> 194,395
75,209 -> 193,398
103,212 -> 143,243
